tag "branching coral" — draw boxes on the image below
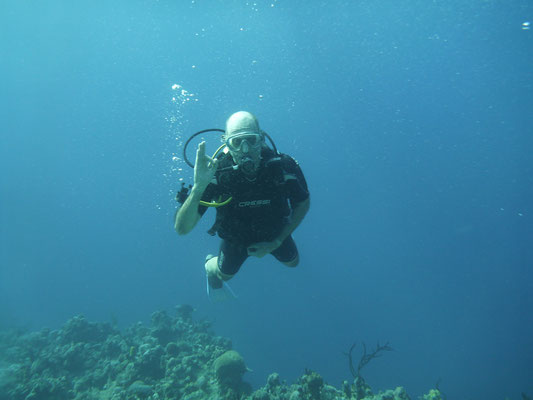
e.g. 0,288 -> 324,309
343,341 -> 393,399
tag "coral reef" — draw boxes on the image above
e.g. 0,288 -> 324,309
343,341 -> 393,400
422,389 -> 442,400
0,306 -> 444,400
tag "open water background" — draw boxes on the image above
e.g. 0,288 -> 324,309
1,1 -> 532,399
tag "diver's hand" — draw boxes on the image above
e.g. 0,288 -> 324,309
194,141 -> 218,190
247,240 -> 282,258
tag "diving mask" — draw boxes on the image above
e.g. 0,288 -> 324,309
226,133 -> 263,152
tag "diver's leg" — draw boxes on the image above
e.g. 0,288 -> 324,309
205,240 -> 247,289
271,235 -> 299,267
205,256 -> 233,289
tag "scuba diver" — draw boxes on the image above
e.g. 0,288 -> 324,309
174,111 -> 310,291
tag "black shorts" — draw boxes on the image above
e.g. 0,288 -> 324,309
217,235 -> 298,276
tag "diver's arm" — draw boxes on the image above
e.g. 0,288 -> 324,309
174,142 -> 218,235
247,198 -> 310,257
274,197 -> 310,245
174,185 -> 205,235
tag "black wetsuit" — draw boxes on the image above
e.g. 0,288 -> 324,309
199,147 -> 309,275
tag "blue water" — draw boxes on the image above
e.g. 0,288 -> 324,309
1,1 -> 532,399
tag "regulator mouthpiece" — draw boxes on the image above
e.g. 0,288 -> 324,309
239,157 -> 257,175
